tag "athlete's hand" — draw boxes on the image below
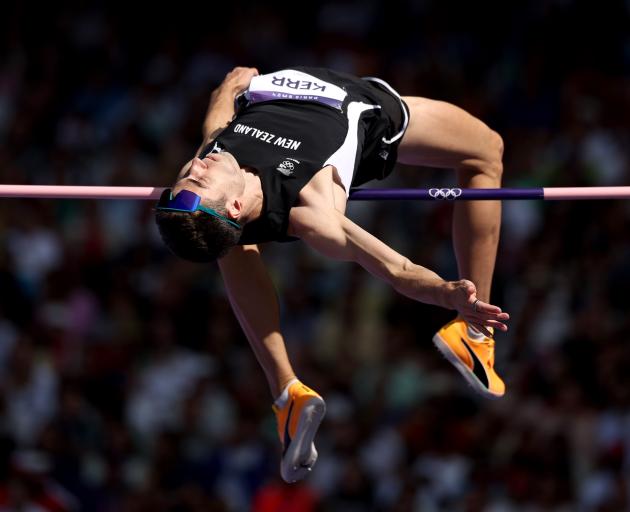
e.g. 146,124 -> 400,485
447,279 -> 509,337
219,66 -> 259,96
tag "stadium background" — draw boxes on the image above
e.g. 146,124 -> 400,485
0,1 -> 629,510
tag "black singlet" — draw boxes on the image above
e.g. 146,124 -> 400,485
199,67 -> 408,244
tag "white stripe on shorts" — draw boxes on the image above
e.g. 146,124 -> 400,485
323,101 -> 379,197
362,76 -> 409,144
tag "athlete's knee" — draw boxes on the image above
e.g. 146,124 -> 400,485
479,129 -> 504,182
491,130 -> 504,176
491,130 -> 504,162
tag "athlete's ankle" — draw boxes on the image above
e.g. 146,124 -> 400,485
274,377 -> 299,408
467,324 -> 485,340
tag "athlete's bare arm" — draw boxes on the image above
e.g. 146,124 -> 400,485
218,244 -> 296,398
197,67 -> 259,154
288,204 -> 509,335
207,67 -> 298,399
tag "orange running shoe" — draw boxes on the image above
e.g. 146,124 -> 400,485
432,317 -> 505,398
272,379 -> 326,483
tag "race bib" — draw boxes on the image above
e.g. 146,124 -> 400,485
243,69 -> 347,110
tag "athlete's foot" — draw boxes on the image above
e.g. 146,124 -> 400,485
432,317 -> 505,398
272,379 -> 326,483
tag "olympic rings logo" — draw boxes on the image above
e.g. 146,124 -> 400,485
428,188 -> 463,200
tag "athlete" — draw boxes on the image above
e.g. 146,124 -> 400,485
155,66 -> 509,483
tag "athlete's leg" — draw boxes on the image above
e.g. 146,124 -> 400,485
397,96 -> 504,303
396,97 -> 506,398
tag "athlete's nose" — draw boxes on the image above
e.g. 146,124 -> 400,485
188,157 -> 209,177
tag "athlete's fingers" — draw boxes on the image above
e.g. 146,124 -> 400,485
469,297 -> 504,315
477,319 -> 508,332
469,307 -> 509,329
454,281 -> 510,334
471,310 -> 510,322
465,314 -> 508,334
470,315 -> 509,330
464,305 -> 509,332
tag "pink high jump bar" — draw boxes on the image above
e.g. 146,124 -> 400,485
0,185 -> 629,201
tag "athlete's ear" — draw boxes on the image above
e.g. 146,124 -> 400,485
226,198 -> 243,221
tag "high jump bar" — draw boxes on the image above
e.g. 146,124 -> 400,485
0,185 -> 629,201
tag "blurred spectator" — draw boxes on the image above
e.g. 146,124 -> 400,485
126,317 -> 215,444
0,450 -> 78,511
1,338 -> 58,446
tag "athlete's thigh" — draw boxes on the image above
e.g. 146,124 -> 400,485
398,96 -> 498,168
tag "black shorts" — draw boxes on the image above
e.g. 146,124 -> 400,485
287,67 -> 409,187
353,77 -> 409,186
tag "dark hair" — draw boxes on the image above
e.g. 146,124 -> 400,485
155,200 -> 241,262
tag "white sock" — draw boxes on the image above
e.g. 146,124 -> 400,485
467,325 -> 486,341
274,378 -> 299,409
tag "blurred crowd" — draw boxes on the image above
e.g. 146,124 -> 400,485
1,1 -> 629,511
